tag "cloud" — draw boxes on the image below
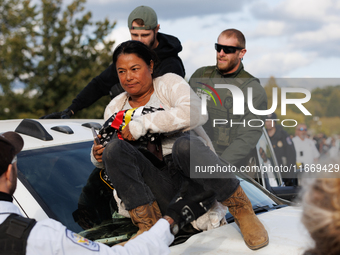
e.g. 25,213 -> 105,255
85,0 -> 340,79
290,23 -> 340,54
106,26 -> 130,50
179,40 -> 216,79
247,51 -> 315,77
249,21 -> 286,37
251,0 -> 340,23
248,0 -> 340,62
275,0 -> 338,22
252,0 -> 340,31
85,0 -> 254,21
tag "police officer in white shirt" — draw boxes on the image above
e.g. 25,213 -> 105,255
1,131 -> 212,255
292,124 -> 320,166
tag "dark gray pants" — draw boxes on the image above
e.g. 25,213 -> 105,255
172,135 -> 240,202
103,139 -> 182,214
103,135 -> 239,214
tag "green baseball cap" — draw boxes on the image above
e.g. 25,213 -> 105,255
128,6 -> 158,30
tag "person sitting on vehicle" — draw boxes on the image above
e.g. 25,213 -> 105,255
91,40 -> 210,241
301,175 -> 340,255
91,40 -> 269,250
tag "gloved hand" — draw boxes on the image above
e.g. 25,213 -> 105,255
40,108 -> 74,119
72,205 -> 95,230
165,181 -> 216,235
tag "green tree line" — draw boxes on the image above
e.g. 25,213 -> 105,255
264,77 -> 340,136
0,0 -> 115,119
1,0 -> 339,134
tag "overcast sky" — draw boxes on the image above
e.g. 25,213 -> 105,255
78,0 -> 340,86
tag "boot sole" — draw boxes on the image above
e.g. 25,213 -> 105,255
245,237 -> 269,250
235,218 -> 269,250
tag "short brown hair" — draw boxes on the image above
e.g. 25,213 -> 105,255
132,18 -> 145,26
218,29 -> 246,48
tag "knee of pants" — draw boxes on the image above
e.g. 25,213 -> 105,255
173,136 -> 191,160
102,139 -> 125,163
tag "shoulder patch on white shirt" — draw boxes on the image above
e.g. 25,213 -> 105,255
66,229 -> 100,251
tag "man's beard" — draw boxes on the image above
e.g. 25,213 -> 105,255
216,57 -> 239,74
147,32 -> 157,49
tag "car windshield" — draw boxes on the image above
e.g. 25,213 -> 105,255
17,141 -> 95,232
237,176 -> 278,208
17,141 -> 280,238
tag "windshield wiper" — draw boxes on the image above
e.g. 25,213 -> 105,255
253,204 -> 288,213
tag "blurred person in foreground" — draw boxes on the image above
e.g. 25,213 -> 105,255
301,175 -> 340,255
41,5 -> 185,119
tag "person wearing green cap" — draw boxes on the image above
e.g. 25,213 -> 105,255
41,5 -> 185,119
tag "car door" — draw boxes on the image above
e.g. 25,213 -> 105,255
254,127 -> 300,201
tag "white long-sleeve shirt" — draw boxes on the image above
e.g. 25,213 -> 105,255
0,200 -> 174,255
292,136 -> 320,165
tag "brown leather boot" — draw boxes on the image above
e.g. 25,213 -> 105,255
118,201 -> 162,246
221,185 -> 269,250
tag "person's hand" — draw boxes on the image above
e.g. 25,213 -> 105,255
165,181 -> 216,235
121,124 -> 136,141
92,135 -> 104,162
40,108 -> 74,119
72,205 -> 95,230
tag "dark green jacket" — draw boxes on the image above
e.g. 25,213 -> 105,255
189,62 -> 267,166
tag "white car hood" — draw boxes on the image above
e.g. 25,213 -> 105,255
170,206 -> 313,254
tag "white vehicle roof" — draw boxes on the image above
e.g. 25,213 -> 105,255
1,118 -> 104,220
0,119 -> 104,150
170,206 -> 313,255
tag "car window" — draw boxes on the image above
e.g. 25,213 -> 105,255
256,131 -> 281,187
17,141 -> 95,232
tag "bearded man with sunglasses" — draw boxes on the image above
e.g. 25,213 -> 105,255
185,29 -> 269,250
189,29 -> 267,169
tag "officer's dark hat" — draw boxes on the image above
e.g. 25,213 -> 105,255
266,112 -> 278,119
0,132 -> 24,175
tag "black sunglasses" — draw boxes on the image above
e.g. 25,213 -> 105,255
215,43 -> 244,54
298,127 -> 307,131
